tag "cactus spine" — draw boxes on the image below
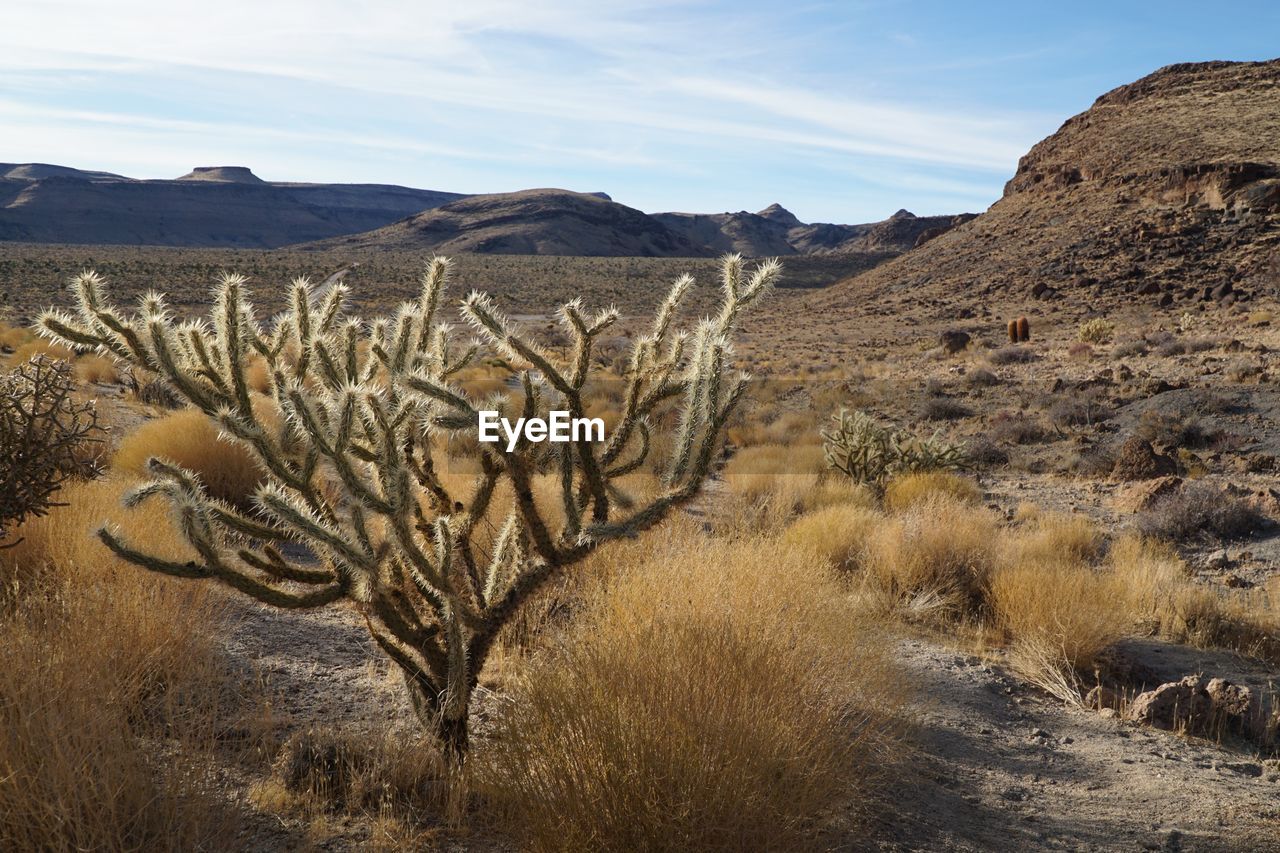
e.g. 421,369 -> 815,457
39,255 -> 780,758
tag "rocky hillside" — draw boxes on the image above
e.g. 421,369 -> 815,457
813,59 -> 1280,315
653,205 -> 974,256
0,165 -> 465,248
303,189 -> 714,257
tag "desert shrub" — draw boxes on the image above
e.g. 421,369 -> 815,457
1070,444 -> 1116,478
1154,338 -> 1188,357
0,479 -> 239,851
477,535 -> 900,852
1135,482 -> 1267,543
822,408 -> 968,488
1077,318 -> 1115,344
919,396 -> 973,421
883,470 -> 981,512
1113,339 -> 1148,358
0,356 -> 102,542
988,410 -> 1047,445
987,345 -> 1037,365
780,502 -> 884,571
265,725 -> 460,826
863,496 -> 998,619
1134,409 -> 1218,449
1046,386 -> 1112,428
1067,342 -> 1094,359
42,256 -> 777,756
964,435 -> 1008,467
112,408 -> 266,506
964,367 -> 999,388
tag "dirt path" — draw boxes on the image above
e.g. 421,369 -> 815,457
875,639 -> 1280,852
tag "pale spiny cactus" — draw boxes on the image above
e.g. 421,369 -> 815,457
39,254 -> 778,756
822,408 -> 968,488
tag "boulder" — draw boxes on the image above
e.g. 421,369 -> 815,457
1111,475 -> 1182,513
1126,675 -> 1211,730
1110,436 -> 1179,481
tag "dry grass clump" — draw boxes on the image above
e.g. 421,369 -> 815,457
0,478 -> 241,851
478,531 -> 902,852
1108,535 -> 1280,661
883,470 -> 981,513
11,336 -> 74,363
255,724 -> 464,838
74,353 -> 122,383
720,443 -> 834,530
863,496 -> 998,620
781,502 -> 884,571
113,408 -> 266,505
0,322 -> 36,352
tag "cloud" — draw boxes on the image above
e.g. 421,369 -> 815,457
0,0 -> 1052,219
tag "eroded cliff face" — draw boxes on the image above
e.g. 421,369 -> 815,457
815,59 -> 1280,313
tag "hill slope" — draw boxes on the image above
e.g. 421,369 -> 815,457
653,206 -> 975,257
813,59 -> 1280,314
302,189 -> 717,257
0,166 -> 465,248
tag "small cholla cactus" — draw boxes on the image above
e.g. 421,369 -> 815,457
1077,318 -> 1115,344
822,408 -> 968,488
40,254 -> 780,757
0,355 -> 102,543
1016,316 -> 1030,343
1007,319 -> 1018,344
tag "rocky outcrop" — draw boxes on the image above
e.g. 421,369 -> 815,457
814,59 -> 1280,315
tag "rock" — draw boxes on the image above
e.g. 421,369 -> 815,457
1129,675 -> 1278,741
940,329 -> 971,354
1110,436 -> 1179,481
1127,676 -> 1211,731
1157,292 -> 1174,307
1030,282 -> 1048,298
1202,549 -> 1230,570
1112,475 -> 1182,513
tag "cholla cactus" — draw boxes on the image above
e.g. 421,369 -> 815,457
1,356 -> 102,544
1077,318 -> 1114,344
39,255 -> 778,757
822,408 -> 968,488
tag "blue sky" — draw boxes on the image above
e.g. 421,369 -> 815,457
3,1 -> 1278,223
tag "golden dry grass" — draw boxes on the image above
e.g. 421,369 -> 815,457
12,336 -> 74,363
883,470 -> 981,513
0,478 -> 242,851
477,525 -> 903,852
74,353 -> 122,384
862,496 -> 999,620
113,408 -> 266,505
781,502 -> 884,571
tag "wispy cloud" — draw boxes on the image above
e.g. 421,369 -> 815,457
0,0 -> 1065,220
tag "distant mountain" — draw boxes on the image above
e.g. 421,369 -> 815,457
653,205 -> 976,257
0,165 -> 465,248
0,161 -> 975,260
303,189 -> 713,257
